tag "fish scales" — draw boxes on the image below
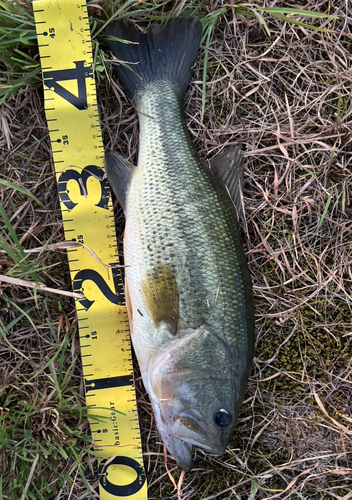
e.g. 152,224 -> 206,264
127,85 -> 252,365
106,18 -> 255,471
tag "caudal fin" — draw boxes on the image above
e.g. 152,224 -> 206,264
106,18 -> 202,101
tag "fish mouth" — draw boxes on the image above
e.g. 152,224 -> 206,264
149,398 -> 195,471
153,402 -> 226,470
172,410 -> 226,456
168,439 -> 194,472
163,414 -> 225,471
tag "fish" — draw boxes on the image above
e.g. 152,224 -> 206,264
105,17 -> 255,471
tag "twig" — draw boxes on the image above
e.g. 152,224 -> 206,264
0,274 -> 85,299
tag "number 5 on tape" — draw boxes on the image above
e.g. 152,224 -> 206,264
32,1 -> 148,498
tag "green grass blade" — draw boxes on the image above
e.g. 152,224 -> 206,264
201,26 -> 212,121
315,187 -> 334,234
0,203 -> 26,258
268,12 -> 337,33
249,8 -> 271,36
0,202 -> 41,281
96,0 -> 141,36
0,318 -> 29,359
254,6 -> 338,19
0,68 -> 41,105
28,333 -> 70,382
4,299 -> 37,330
0,180 -> 45,209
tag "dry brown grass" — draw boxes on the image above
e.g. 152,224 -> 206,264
1,0 -> 352,498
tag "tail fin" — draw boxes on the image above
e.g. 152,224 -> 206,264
106,18 -> 202,100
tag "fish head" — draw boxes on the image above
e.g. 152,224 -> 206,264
147,325 -> 237,470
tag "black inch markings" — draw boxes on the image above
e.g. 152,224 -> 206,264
33,1 -> 147,499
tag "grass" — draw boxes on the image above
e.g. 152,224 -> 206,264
1,331 -> 95,500
0,0 -> 39,104
1,0 -> 352,499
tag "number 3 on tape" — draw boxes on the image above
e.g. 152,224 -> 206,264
33,1 -> 148,498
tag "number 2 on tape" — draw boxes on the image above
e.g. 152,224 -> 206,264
33,0 -> 148,498
59,167 -> 147,498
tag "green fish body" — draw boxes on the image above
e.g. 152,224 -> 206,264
106,18 -> 255,471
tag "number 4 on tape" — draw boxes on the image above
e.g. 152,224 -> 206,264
32,0 -> 148,498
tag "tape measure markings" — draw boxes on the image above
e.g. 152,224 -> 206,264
33,1 -> 148,498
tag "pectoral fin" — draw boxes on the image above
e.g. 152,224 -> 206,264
209,146 -> 245,220
105,151 -> 135,211
141,264 -> 179,332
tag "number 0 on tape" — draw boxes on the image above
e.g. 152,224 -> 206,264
33,1 -> 148,498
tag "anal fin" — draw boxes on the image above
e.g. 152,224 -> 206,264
105,151 -> 135,211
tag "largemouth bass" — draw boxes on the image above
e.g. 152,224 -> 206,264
106,18 -> 255,471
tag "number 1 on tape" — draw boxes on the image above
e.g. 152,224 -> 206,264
33,1 -> 147,498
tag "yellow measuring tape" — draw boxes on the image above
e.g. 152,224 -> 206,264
33,1 -> 147,498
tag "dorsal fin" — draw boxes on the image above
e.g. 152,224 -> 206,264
141,264 -> 179,332
209,146 -> 245,220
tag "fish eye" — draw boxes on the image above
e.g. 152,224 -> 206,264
214,409 -> 232,427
